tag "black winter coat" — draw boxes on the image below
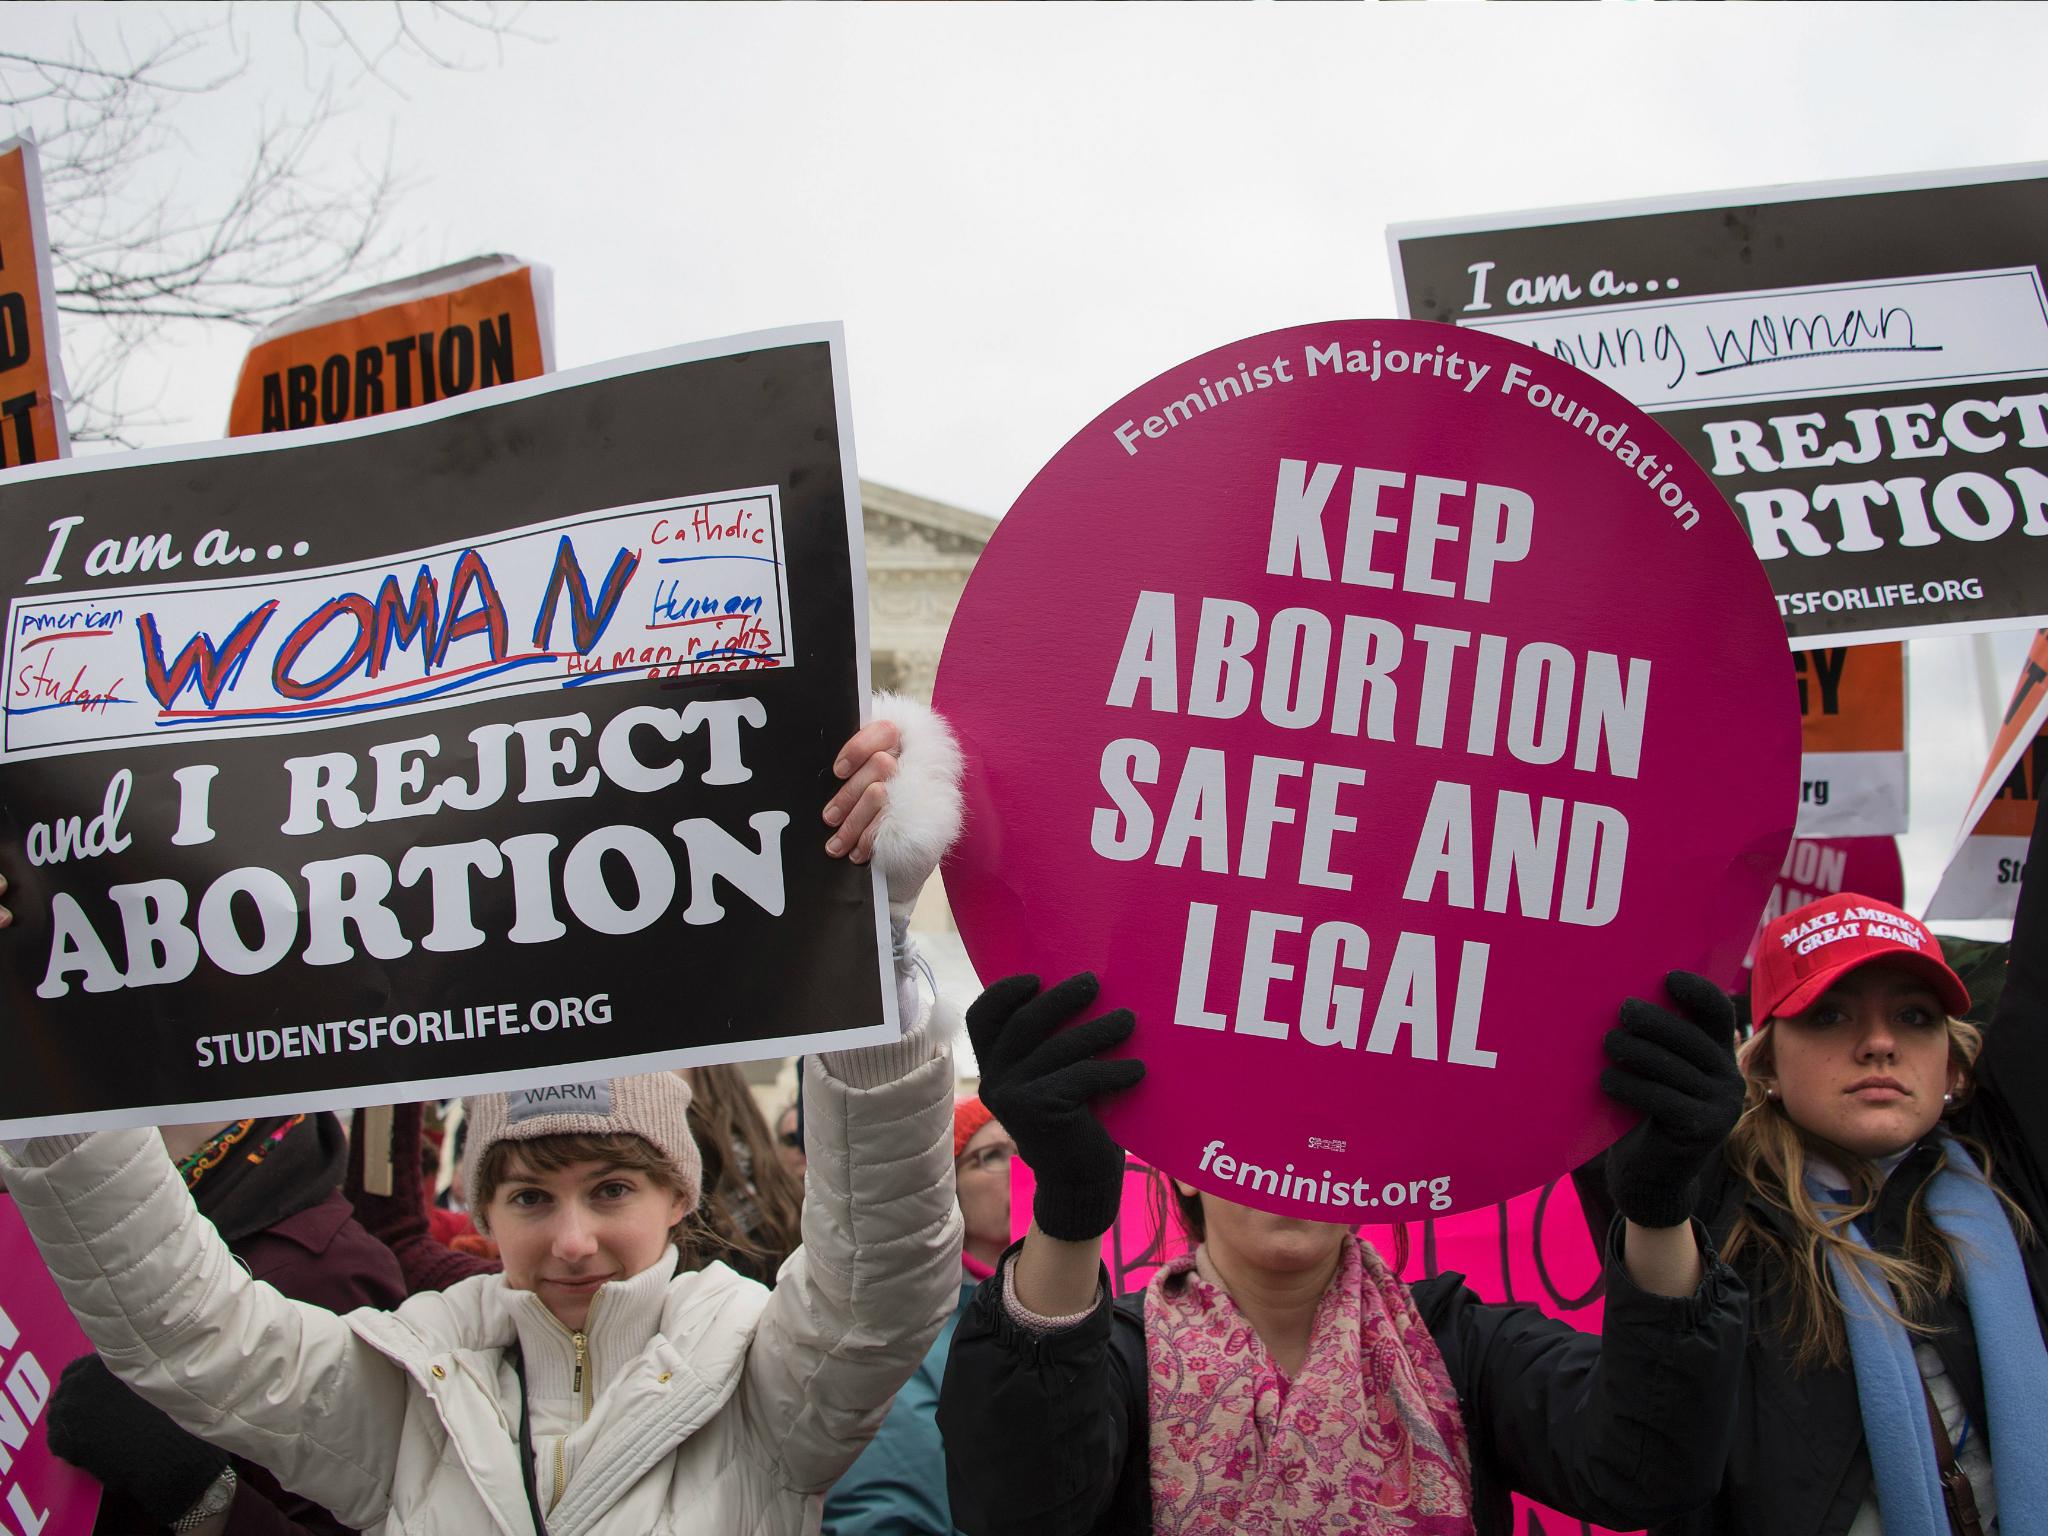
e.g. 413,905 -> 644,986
1577,807 -> 2048,1536
936,1229 -> 1748,1536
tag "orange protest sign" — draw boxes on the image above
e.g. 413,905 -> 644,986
1926,629 -> 2048,920
0,137 -> 70,469
1796,643 -> 1905,753
1962,629 -> 2048,846
1972,628 -> 2048,817
226,255 -> 553,436
1977,735 -> 2045,839
1793,642 -> 1907,835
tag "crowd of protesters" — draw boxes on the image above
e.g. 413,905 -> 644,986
0,687 -> 2042,1536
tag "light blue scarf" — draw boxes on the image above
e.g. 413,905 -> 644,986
1814,1139 -> 2048,1536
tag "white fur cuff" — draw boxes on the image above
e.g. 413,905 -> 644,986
870,691 -> 965,912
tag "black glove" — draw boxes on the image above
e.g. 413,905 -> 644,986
966,972 -> 1145,1242
1600,970 -> 1744,1231
45,1354 -> 230,1526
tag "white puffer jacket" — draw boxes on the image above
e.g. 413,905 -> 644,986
2,1007 -> 963,1536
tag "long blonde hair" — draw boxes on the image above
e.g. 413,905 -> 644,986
1724,1014 -> 2033,1370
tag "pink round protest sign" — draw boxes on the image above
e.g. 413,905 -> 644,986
935,319 -> 1798,1220
1735,834 -> 1904,981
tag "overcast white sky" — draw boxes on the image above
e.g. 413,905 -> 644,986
12,0 -> 2048,924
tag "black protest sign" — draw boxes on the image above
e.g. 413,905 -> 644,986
1392,167 -> 2048,647
0,328 -> 896,1136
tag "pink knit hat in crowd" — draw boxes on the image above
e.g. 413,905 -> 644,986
462,1072 -> 703,1216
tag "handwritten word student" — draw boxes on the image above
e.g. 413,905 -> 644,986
1581,811 -> 2048,1536
1,696 -> 970,1536
937,968 -> 1752,1535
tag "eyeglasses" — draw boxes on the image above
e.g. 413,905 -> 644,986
957,1142 -> 1015,1176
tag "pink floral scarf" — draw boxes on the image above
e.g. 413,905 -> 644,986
1145,1235 -> 1475,1534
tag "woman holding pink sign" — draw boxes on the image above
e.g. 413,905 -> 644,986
937,965 -> 1752,1536
1621,806 -> 2048,1536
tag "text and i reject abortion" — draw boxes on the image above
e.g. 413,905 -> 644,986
1088,458 -> 1650,1065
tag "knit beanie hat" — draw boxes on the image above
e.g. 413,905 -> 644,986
953,1095 -> 995,1160
462,1072 -> 702,1217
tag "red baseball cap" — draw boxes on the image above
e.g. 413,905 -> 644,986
1751,892 -> 1970,1023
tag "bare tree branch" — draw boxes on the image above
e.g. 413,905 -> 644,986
1,3 -> 530,443
294,1 -> 534,98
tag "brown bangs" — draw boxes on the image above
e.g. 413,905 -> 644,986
476,1132 -> 681,1209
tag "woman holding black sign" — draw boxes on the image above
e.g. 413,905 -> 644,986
937,967 -> 1753,1535
0,698 -> 969,1536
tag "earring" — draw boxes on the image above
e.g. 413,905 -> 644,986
1943,1091 -> 1954,1106
1764,1086 -> 1778,1099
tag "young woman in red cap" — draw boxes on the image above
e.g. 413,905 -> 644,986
1596,811 -> 2048,1536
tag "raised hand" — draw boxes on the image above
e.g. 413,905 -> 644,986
1601,970 -> 1744,1230
822,693 -> 963,911
967,972 -> 1144,1242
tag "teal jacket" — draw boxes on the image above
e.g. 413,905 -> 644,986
824,1273 -> 978,1535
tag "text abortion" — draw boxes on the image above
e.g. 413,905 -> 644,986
1088,458 -> 1648,1067
255,311 -> 521,431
